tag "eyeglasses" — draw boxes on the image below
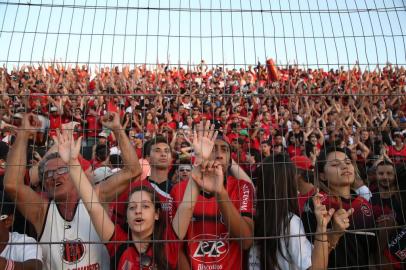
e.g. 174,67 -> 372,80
44,167 -> 69,180
140,253 -> 152,267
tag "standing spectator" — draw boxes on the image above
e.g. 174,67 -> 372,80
55,129 -> 201,270
387,131 -> 406,164
260,139 -> 272,158
371,160 -> 405,226
249,154 -> 335,270
0,193 -> 43,270
302,147 -> 376,269
171,129 -> 255,270
4,113 -> 141,270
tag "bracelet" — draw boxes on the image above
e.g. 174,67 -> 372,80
6,259 -> 15,270
314,238 -> 328,242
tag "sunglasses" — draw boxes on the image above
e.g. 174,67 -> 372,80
140,253 -> 152,268
44,166 -> 69,180
179,168 -> 191,172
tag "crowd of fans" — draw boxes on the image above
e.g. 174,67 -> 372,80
0,60 -> 405,269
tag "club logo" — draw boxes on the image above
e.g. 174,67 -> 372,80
60,239 -> 85,264
360,203 -> 372,217
190,234 -> 229,263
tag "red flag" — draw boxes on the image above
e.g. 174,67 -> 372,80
266,58 -> 279,82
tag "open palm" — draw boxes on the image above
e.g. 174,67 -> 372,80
193,121 -> 218,161
54,130 -> 82,164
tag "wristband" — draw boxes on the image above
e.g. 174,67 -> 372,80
314,238 -> 328,242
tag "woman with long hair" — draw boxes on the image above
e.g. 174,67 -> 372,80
250,153 -> 335,270
54,129 -> 203,269
302,147 -> 377,269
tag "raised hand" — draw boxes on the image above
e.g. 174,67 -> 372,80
191,160 -> 224,194
192,121 -> 218,161
19,113 -> 41,135
61,121 -> 80,133
332,206 -> 354,233
101,112 -> 121,130
313,191 -> 335,230
53,130 -> 82,164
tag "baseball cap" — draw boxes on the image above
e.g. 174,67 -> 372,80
50,106 -> 58,112
292,155 -> 314,182
291,155 -> 313,171
292,155 -> 314,183
98,131 -> 108,138
92,166 -> 115,184
239,129 -> 249,137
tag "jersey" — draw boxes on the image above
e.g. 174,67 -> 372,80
0,232 -> 42,263
301,191 -> 376,269
106,224 -> 180,270
371,194 -> 405,226
109,178 -> 173,227
385,228 -> 406,270
39,200 -> 110,270
387,145 -> 406,164
171,175 -> 256,270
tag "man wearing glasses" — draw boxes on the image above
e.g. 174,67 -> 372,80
4,112 -> 141,270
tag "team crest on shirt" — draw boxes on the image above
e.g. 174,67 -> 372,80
190,234 -> 229,263
60,238 -> 85,264
360,203 -> 372,217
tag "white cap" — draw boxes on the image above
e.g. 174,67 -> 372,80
92,166 -> 115,184
98,131 -> 108,138
109,146 -> 121,156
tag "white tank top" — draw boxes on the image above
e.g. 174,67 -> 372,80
39,200 -> 110,270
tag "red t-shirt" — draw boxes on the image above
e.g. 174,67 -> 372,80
387,145 -> 406,164
109,179 -> 173,227
106,224 -> 179,270
86,114 -> 100,138
298,188 -> 316,214
171,176 -> 256,270
49,114 -> 62,137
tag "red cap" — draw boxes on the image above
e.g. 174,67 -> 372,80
291,155 -> 313,171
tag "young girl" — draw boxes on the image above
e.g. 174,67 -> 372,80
302,147 -> 376,269
55,130 -> 199,269
250,154 -> 336,270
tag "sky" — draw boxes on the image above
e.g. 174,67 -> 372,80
0,0 -> 405,70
